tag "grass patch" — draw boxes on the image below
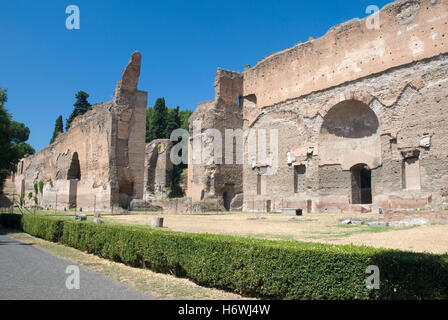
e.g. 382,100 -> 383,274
307,224 -> 418,241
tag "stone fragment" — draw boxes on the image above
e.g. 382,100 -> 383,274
75,214 -> 87,221
151,216 -> 164,228
130,199 -> 162,211
281,208 -> 303,216
247,216 -> 267,220
389,218 -> 429,227
410,77 -> 425,91
368,221 -> 389,227
93,218 -> 104,224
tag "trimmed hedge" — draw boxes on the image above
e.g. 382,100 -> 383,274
1,213 -> 447,299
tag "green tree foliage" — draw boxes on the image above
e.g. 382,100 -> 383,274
145,98 -> 192,198
38,181 -> 44,194
168,164 -> 184,198
12,142 -> 35,159
145,107 -> 153,143
0,88 -> 35,193
179,109 -> 193,132
9,121 -> 30,144
164,106 -> 181,139
66,91 -> 92,131
50,115 -> 64,144
146,98 -> 193,142
147,98 -> 167,141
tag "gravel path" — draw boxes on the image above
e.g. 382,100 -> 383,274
0,234 -> 154,300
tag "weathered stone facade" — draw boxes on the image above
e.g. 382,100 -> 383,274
15,52 -> 147,211
143,139 -> 173,200
187,69 -> 244,210
188,0 -> 448,213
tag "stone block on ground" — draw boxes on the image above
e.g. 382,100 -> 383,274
389,218 -> 429,227
129,199 -> 162,211
151,216 -> 164,228
281,208 -> 303,216
368,221 -> 389,227
93,218 -> 104,224
75,214 -> 87,221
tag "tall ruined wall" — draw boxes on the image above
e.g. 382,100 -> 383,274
187,69 -> 244,210
188,0 -> 448,212
15,104 -> 113,211
15,52 -> 147,211
242,0 -> 448,116
243,54 -> 448,212
143,139 -> 173,200
110,52 -> 148,208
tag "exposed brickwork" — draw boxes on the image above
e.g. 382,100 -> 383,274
188,0 -> 448,213
15,52 -> 147,211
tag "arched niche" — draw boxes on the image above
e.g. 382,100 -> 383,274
67,152 -> 81,181
319,99 -> 381,170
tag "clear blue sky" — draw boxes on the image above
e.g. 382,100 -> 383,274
0,0 -> 391,151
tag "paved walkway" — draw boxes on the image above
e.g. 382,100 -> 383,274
0,234 -> 154,300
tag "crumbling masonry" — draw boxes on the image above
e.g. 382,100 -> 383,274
14,0 -> 448,214
187,0 -> 448,213
15,52 -> 148,211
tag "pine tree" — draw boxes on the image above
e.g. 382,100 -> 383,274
164,106 -> 181,139
66,91 -> 92,131
50,115 -> 64,144
149,98 -> 167,141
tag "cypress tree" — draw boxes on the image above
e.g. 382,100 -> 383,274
50,115 -> 64,144
145,107 -> 154,143
164,106 -> 181,139
149,98 -> 167,140
66,91 -> 92,131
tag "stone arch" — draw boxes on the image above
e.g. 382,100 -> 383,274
318,99 -> 381,170
319,89 -> 374,118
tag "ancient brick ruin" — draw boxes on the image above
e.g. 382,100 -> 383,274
144,139 -> 173,201
187,0 -> 448,213
15,52 -> 148,211
13,0 -> 448,214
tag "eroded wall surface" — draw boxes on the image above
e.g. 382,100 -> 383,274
242,0 -> 448,112
188,0 -> 448,213
244,54 -> 448,213
187,69 -> 244,210
143,139 -> 173,200
15,52 -> 147,211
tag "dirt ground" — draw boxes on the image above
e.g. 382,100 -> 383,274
105,211 -> 448,254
